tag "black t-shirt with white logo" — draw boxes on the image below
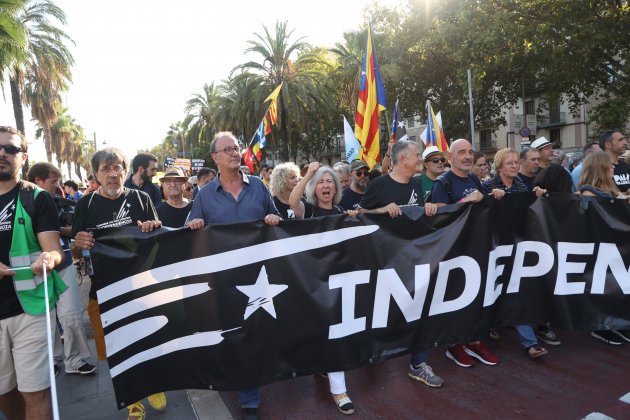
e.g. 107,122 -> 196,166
71,188 -> 158,298
359,174 -> 423,210
273,196 -> 297,220
613,160 -> 630,192
0,182 -> 60,320
156,201 -> 192,228
303,202 -> 344,218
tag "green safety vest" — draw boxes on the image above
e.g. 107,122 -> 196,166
8,182 -> 67,315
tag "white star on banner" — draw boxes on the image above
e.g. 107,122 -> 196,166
236,266 -> 288,320
398,121 -> 405,129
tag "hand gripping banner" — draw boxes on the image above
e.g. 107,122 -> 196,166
91,193 -> 630,407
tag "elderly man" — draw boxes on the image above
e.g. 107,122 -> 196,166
333,162 -> 351,190
517,148 -> 541,191
530,137 -> 554,170
71,147 -> 164,419
188,131 -> 280,420
357,140 -> 443,388
157,167 -> 192,228
339,160 -> 369,210
28,162 -> 96,377
0,126 -> 65,420
125,152 -> 162,206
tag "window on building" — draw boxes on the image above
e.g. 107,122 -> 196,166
549,97 -> 561,123
525,100 -> 535,115
409,136 -> 416,142
550,128 -> 561,145
480,129 -> 493,149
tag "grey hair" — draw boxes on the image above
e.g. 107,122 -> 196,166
210,131 -> 239,153
549,148 -> 566,165
269,162 -> 299,197
304,166 -> 342,206
333,162 -> 351,175
391,139 -> 416,165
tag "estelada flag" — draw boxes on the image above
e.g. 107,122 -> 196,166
425,100 -> 448,152
354,26 -> 386,169
390,99 -> 408,143
265,83 -> 282,126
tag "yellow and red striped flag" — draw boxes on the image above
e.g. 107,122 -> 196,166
354,26 -> 386,169
264,83 -> 283,126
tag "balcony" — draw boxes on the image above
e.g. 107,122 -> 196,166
538,112 -> 566,128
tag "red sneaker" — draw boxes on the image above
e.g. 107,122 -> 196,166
465,341 -> 500,365
445,344 -> 475,367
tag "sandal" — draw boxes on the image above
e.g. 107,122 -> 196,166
526,344 -> 548,359
333,393 -> 355,415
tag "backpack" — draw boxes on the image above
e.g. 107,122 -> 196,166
426,173 -> 451,203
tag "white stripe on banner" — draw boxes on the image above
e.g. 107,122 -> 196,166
100,283 -> 211,327
105,316 -> 168,356
109,327 -> 241,378
98,225 -> 379,303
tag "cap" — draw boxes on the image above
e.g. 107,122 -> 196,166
160,167 -> 188,182
531,137 -> 552,150
350,160 -> 369,172
422,146 -> 441,160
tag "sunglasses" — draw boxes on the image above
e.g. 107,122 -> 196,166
0,144 -> 23,155
355,170 -> 369,177
429,158 -> 446,164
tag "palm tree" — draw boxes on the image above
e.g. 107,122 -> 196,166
329,31 -> 366,112
10,0 -> 74,161
234,21 -> 330,161
183,83 -> 222,159
0,0 -> 28,131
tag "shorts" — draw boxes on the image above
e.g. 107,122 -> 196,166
0,311 -> 53,394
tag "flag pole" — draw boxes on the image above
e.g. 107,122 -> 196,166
467,69 -> 476,150
42,263 -> 60,420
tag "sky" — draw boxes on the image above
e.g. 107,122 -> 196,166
0,0 -> 403,165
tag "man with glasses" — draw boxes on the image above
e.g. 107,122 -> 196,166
125,152 -> 162,206
157,167 -> 192,228
0,126 -> 65,419
188,131 -> 280,420
339,160 -> 370,210
28,162 -> 96,377
419,146 -> 445,202
599,129 -> 630,192
71,147 -> 165,419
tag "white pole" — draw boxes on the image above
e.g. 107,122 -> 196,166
42,263 -> 60,420
467,69 -> 476,150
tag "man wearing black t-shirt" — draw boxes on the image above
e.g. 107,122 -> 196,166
0,126 -> 64,420
518,148 -> 540,191
600,129 -> 630,192
157,167 -> 192,228
358,140 -> 443,388
430,139 -> 487,206
71,147 -> 164,418
339,160 -> 369,210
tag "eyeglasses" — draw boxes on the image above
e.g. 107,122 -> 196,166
429,158 -> 446,164
0,144 -> 23,155
98,165 -> 125,175
215,146 -> 240,156
355,170 -> 369,177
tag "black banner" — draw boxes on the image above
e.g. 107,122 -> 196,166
92,193 -> 630,407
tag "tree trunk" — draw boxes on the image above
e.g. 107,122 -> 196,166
9,76 -> 25,135
43,124 -> 53,163
67,161 -> 72,180
74,163 -> 82,181
280,98 -> 289,161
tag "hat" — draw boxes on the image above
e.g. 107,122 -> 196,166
531,137 -> 552,150
187,175 -> 198,184
160,167 -> 188,182
350,160 -> 369,172
422,146 -> 441,160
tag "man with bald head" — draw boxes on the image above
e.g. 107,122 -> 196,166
430,139 -> 487,207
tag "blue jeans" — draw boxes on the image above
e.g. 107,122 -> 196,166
238,388 -> 260,409
410,350 -> 428,367
516,325 -> 538,349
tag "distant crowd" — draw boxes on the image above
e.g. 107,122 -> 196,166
1,125 -> 629,420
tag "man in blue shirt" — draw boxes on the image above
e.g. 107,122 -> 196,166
188,131 -> 280,420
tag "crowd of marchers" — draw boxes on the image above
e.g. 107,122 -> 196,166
0,125 -> 629,420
